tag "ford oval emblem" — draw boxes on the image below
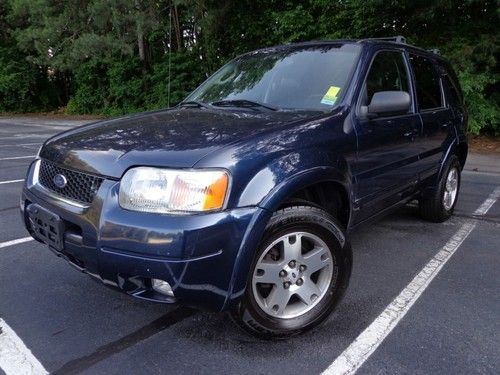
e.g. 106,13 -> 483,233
53,174 -> 68,188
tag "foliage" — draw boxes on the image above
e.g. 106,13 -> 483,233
0,1 -> 55,111
442,36 -> 499,135
0,0 -> 498,134
66,51 -> 204,115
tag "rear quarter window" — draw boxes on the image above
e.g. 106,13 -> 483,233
443,75 -> 462,107
442,62 -> 464,105
409,54 -> 443,111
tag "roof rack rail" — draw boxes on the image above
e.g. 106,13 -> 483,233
427,48 -> 440,55
361,36 -> 407,44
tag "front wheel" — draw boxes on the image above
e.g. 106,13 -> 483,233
231,205 -> 352,339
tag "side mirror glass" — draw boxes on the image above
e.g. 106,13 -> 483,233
367,91 -> 411,117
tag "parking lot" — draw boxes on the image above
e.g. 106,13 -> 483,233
0,117 -> 499,375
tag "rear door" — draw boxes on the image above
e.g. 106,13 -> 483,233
441,66 -> 467,135
408,54 -> 455,180
352,49 -> 422,221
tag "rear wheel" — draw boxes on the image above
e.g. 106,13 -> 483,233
419,155 -> 461,222
231,205 -> 351,339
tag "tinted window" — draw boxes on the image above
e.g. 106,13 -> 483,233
361,51 -> 409,106
443,62 -> 463,102
443,75 -> 461,107
187,44 -> 361,111
410,54 -> 443,110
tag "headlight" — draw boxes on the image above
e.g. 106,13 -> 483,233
119,167 -> 229,214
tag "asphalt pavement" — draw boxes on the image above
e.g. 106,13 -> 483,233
0,117 -> 498,375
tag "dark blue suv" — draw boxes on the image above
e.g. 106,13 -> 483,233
21,37 -> 467,338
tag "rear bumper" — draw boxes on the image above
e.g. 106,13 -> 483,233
21,160 -> 271,311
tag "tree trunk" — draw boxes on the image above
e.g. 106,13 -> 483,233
135,0 -> 147,64
138,28 -> 145,61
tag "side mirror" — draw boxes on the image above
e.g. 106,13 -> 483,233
367,91 -> 411,117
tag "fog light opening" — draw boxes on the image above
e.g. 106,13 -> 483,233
152,279 -> 174,297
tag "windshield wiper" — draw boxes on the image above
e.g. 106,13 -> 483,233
211,99 -> 277,111
178,101 -> 212,109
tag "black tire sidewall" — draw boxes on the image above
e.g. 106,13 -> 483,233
436,156 -> 462,219
420,155 -> 462,222
233,206 -> 352,339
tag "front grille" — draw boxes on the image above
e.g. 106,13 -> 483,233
38,160 -> 104,204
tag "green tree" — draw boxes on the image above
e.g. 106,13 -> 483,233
0,0 -> 498,134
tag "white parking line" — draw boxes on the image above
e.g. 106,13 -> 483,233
0,135 -> 47,140
0,119 -> 91,129
0,237 -> 34,249
0,319 -> 48,375
323,186 -> 500,375
0,143 -> 42,147
474,187 -> 500,215
463,170 -> 500,177
0,237 -> 42,374
18,143 -> 42,146
0,179 -> 24,185
0,156 -> 35,161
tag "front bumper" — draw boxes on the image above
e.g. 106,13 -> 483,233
21,160 -> 271,311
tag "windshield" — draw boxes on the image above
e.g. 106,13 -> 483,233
186,44 -> 361,111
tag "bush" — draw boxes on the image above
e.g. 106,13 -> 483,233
442,36 -> 500,135
66,52 -> 205,115
0,45 -> 55,112
145,52 -> 205,109
66,60 -> 110,114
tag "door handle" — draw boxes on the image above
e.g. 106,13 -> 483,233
404,129 -> 418,137
404,129 -> 419,142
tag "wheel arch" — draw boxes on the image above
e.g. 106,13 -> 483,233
258,167 -> 352,229
274,180 -> 351,230
224,167 -> 353,310
455,142 -> 468,170
437,139 -> 468,183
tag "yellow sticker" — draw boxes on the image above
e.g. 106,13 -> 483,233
321,86 -> 341,105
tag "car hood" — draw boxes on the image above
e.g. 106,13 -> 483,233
39,108 -> 316,178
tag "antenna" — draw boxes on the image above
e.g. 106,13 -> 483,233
167,5 -> 172,108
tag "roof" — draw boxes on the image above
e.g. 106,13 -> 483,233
248,36 -> 444,61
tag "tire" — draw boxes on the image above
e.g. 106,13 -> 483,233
230,205 -> 352,339
419,155 -> 461,223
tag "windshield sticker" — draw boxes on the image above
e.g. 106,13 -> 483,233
321,86 -> 341,105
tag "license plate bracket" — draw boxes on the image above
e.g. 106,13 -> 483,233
27,204 -> 65,251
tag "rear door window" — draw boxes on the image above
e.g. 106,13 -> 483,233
409,54 -> 443,110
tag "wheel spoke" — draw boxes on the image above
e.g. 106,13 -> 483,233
254,261 -> 283,284
265,286 -> 292,315
296,280 -> 322,305
446,169 -> 458,191
450,177 -> 457,190
443,168 -> 459,210
252,230 -> 334,319
444,191 -> 452,209
302,246 -> 330,274
282,234 -> 302,261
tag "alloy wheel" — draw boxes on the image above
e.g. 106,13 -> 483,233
443,167 -> 459,210
251,231 -> 334,319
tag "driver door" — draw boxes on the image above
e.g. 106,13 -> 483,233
352,50 -> 422,221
